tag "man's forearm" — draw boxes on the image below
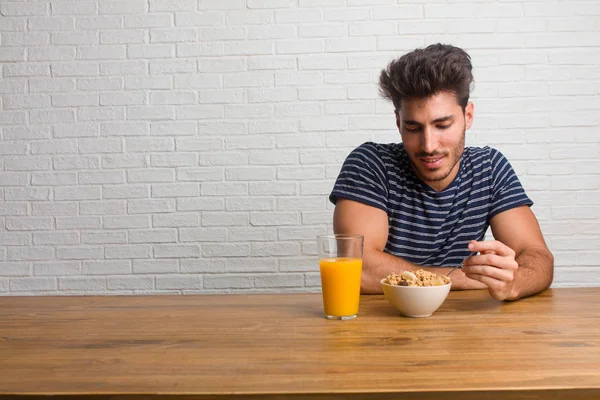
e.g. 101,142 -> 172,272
508,246 -> 554,300
362,249 -> 486,294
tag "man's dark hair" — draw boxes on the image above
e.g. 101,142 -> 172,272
379,43 -> 473,111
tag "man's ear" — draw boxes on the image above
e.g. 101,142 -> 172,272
465,101 -> 474,130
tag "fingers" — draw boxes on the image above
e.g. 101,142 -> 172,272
463,273 -> 511,301
468,239 -> 515,258
464,252 -> 518,271
462,264 -> 516,282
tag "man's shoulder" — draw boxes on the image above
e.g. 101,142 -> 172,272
350,141 -> 403,163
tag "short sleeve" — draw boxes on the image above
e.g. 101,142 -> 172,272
329,142 -> 388,213
488,148 -> 533,220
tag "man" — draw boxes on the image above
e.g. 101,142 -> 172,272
330,43 -> 553,301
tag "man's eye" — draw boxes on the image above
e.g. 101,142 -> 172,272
404,126 -> 420,132
438,125 -> 451,130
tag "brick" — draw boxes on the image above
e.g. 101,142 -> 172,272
35,262 -> 80,276
126,138 -> 174,152
7,247 -> 53,261
150,90 -> 196,104
129,229 -> 177,244
199,90 -> 246,104
177,198 -> 224,211
81,231 -> 126,244
57,246 -> 103,260
202,212 -> 248,226
54,186 -> 101,200
1,2 -> 48,16
204,274 -> 253,290
103,184 -> 149,199
127,199 -> 175,214
150,0 -> 196,12
125,14 -> 173,28
0,263 -> 25,278
228,228 -> 277,243
178,167 -> 223,182
11,277 -> 57,292
154,244 -> 200,258
80,200 -> 126,215
200,183 -> 247,196
198,0 -> 245,9
226,196 -> 276,211
4,126 -> 50,140
32,172 -> 77,186
177,138 -> 223,151
59,277 -> 106,291
225,167 -> 274,181
76,16 -> 122,30
224,71 -> 274,88
6,217 -> 53,231
152,183 -> 199,197
0,233 -> 31,246
0,142 -> 27,155
151,153 -> 197,167
56,217 -> 102,229
179,259 -> 225,274
153,213 -> 200,228
173,73 -> 220,89
100,61 -> 146,76
78,107 -> 125,122
106,245 -> 152,259
179,227 -> 226,243
277,39 -> 324,55
248,88 -> 297,103
133,260 -> 178,274
84,260 -> 131,275
77,78 -> 122,91
125,76 -> 172,91
152,122 -> 197,136
127,106 -> 175,121
32,203 -> 78,217
156,275 -> 203,290
280,257 -> 316,272
0,173 -> 28,187
250,212 -> 299,226
224,40 -> 273,56
103,215 -> 150,229
101,122 -> 148,137
177,11 -> 224,26
28,46 -> 74,62
177,42 -> 223,57
128,44 -> 174,59
249,120 -> 296,134
99,0 -> 145,14
254,273 -> 304,288
199,151 -> 249,165
176,105 -> 222,120
128,169 -> 175,183
278,196 -> 326,211
100,91 -> 146,106
107,276 -> 153,290
203,243 -> 250,258
248,25 -> 296,40
222,136 -> 267,152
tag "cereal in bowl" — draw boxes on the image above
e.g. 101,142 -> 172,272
384,269 -> 450,287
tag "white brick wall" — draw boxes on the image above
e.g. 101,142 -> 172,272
1,0 -> 599,295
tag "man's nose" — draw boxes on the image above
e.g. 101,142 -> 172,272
421,127 -> 438,154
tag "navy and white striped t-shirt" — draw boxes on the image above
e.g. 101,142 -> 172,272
329,142 -> 533,267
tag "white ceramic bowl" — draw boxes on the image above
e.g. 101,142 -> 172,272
380,278 -> 451,318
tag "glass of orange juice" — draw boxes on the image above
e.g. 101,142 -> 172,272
317,234 -> 364,320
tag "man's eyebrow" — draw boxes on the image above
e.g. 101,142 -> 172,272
402,115 -> 455,125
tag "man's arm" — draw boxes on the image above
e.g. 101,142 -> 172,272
333,198 -> 487,294
462,205 -> 554,301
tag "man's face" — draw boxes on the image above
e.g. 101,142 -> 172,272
396,91 -> 474,192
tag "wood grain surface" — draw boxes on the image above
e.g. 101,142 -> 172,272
1,288 -> 599,400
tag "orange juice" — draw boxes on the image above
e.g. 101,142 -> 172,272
319,257 -> 362,318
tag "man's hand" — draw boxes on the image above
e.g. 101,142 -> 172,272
462,240 -> 519,301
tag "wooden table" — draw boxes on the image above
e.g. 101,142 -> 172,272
1,288 -> 599,399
